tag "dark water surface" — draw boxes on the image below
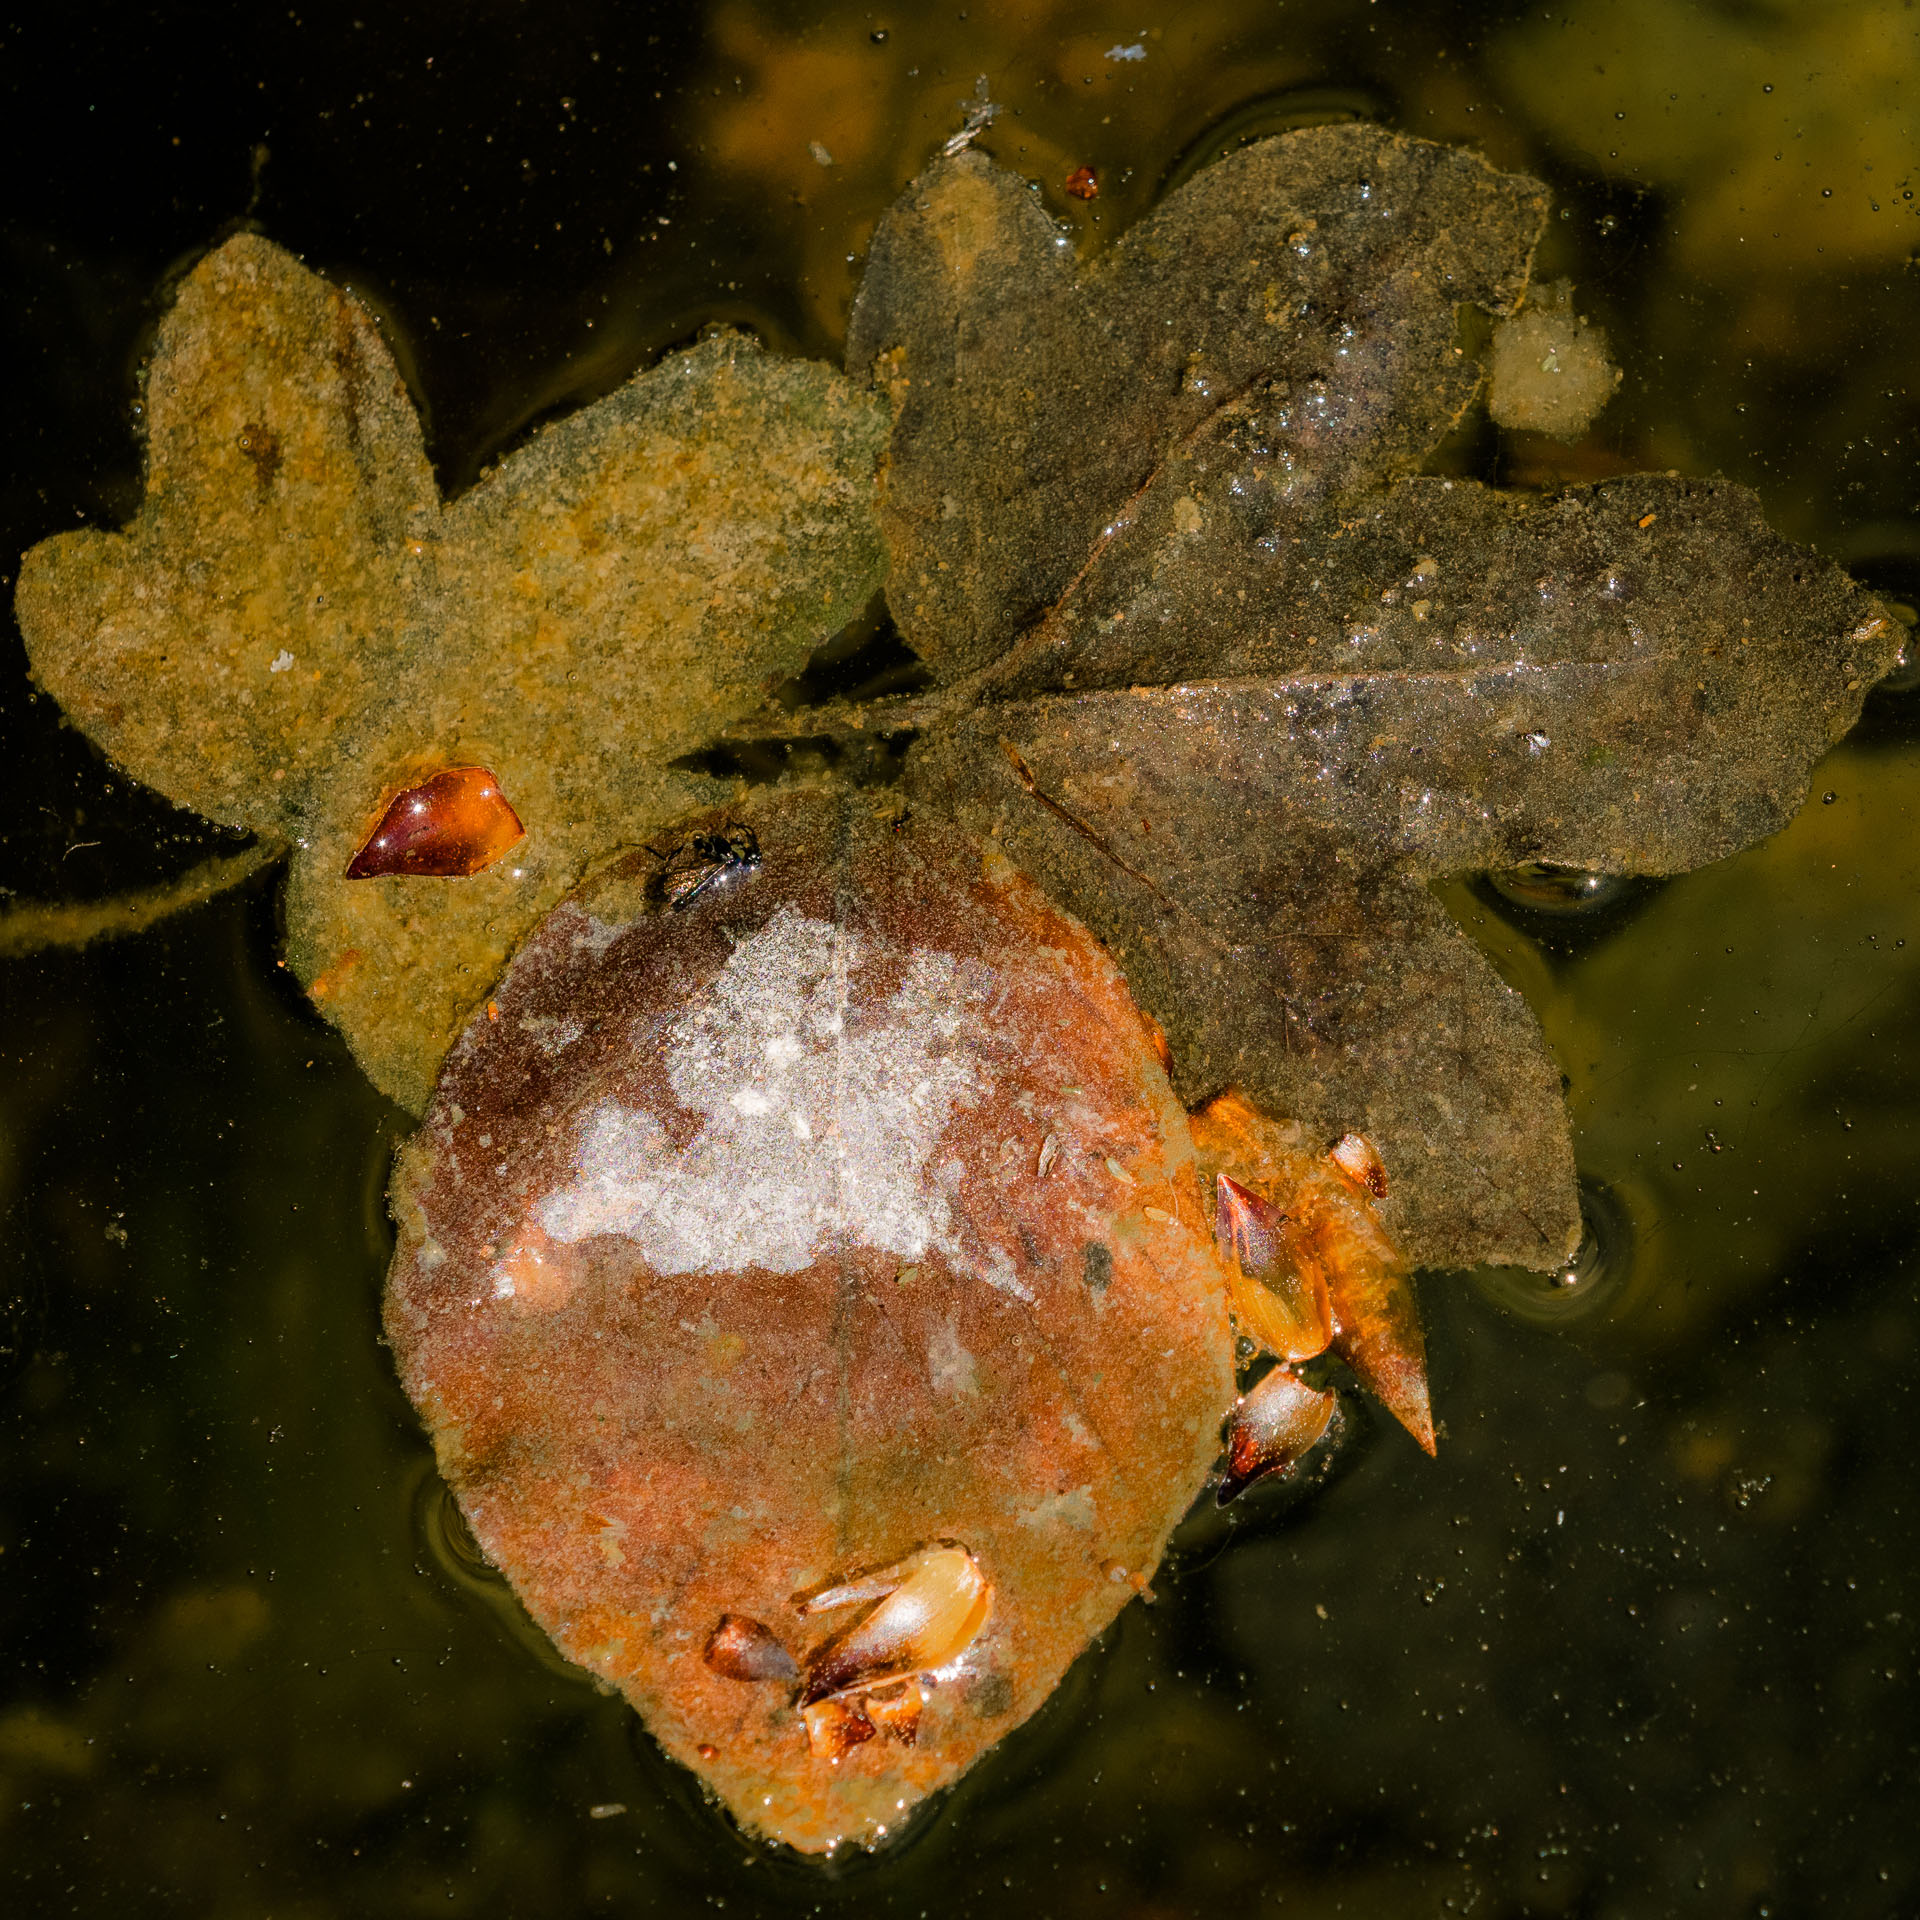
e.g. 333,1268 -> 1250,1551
4,3 -> 1918,1914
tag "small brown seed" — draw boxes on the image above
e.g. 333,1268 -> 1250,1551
802,1695 -> 876,1759
703,1612 -> 800,1684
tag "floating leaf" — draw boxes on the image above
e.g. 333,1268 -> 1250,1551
848,124 -> 1901,1270
16,235 -> 887,1108
385,787 -> 1231,1851
12,117 -> 1903,1859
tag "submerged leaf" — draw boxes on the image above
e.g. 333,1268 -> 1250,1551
17,235 -> 888,1108
12,115 -> 1905,1855
847,124 -> 1545,682
385,788 -> 1232,1851
850,125 -> 1903,1270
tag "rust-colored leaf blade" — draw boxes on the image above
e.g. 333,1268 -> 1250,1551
384,789 -> 1234,1852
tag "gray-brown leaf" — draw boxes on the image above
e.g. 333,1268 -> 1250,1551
851,127 -> 1903,1270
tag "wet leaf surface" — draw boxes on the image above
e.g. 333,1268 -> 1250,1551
845,125 -> 1903,1270
7,106 -> 1908,1872
385,787 -> 1232,1849
16,236 -> 887,1109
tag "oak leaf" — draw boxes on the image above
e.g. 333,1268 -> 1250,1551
15,234 -> 888,1110
832,123 -> 1900,1272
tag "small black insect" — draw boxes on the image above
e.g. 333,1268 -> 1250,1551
652,824 -> 762,911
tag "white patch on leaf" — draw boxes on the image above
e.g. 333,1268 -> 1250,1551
1017,1486 -> 1097,1531
927,1320 -> 981,1398
538,907 -> 1017,1286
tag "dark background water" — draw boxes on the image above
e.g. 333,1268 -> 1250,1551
3,3 -> 1918,1914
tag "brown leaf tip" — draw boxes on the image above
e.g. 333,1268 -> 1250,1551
1064,165 -> 1099,202
345,766 -> 525,879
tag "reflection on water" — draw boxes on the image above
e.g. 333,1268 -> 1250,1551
1482,865 -> 1645,919
1155,83 -> 1396,198
2,0 -> 1917,1913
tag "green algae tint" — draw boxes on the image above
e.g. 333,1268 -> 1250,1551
3,3 -> 1919,1915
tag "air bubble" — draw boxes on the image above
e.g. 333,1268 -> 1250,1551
1472,1177 -> 1631,1328
1875,639 -> 1920,695
1485,864 -> 1634,916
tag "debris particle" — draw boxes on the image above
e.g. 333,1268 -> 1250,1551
1488,280 -> 1620,438
941,77 -> 999,156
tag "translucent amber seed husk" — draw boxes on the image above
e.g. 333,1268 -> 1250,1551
799,1546 -> 992,1708
1213,1172 -> 1334,1362
1328,1130 -> 1390,1199
345,766 -> 525,878
1219,1366 -> 1338,1505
